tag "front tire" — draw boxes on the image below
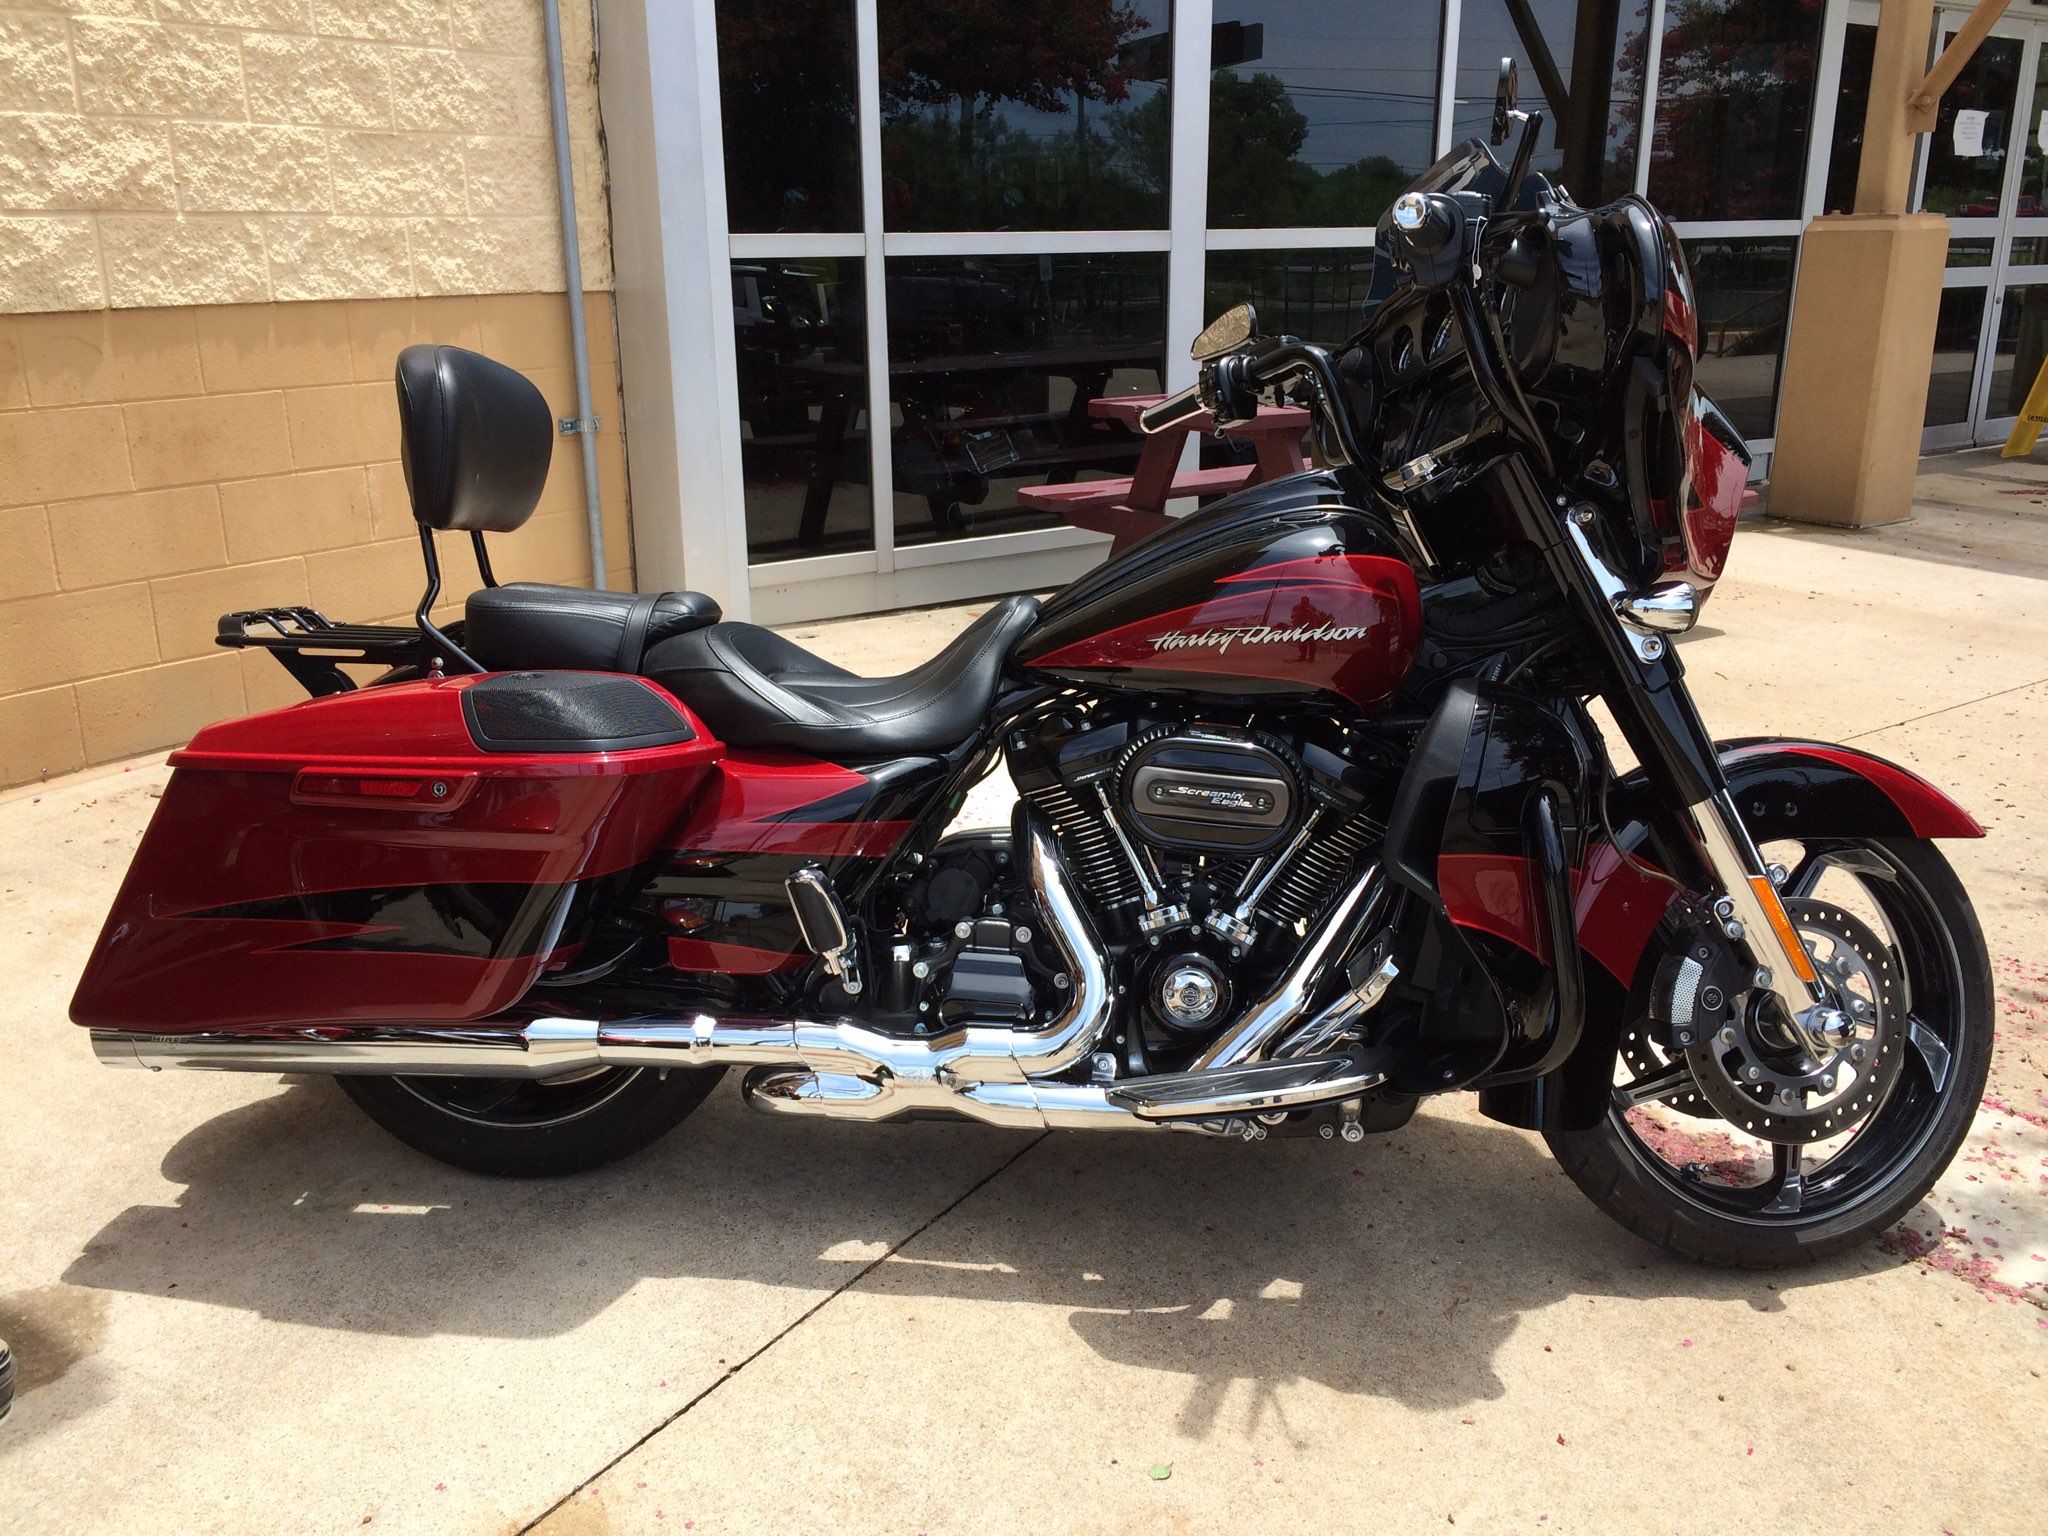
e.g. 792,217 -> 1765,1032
1548,836 -> 1993,1268
337,1066 -> 724,1177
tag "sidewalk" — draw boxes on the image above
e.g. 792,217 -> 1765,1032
1,450 -> 2044,1535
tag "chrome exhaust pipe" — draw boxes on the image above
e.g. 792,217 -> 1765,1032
93,822 -> 1139,1131
90,827 -> 1391,1133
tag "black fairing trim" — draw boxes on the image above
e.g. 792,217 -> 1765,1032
1384,679 -> 1479,896
394,345 -> 553,534
1380,682 -> 1592,1096
461,672 -> 697,753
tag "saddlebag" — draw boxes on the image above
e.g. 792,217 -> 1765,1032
71,672 -> 719,1033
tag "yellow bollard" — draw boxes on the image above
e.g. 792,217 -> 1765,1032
2000,350 -> 2048,456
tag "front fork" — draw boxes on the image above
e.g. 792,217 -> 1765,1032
1498,458 -> 1846,1053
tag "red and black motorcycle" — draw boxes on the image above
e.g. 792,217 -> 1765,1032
75,84 -> 1991,1268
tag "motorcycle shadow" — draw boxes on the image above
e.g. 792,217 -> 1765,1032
61,1077 -> 1919,1415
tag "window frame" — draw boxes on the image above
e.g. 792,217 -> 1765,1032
711,0 -> 1846,619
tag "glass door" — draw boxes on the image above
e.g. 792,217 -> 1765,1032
1978,22 -> 2048,442
1917,11 -> 2048,449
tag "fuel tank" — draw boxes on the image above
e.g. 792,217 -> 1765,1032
1018,466 -> 1424,713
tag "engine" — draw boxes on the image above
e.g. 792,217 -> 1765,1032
1006,701 -> 1387,1068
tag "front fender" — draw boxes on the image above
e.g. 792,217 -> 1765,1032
1580,738 -> 1982,989
1480,738 -> 1982,1133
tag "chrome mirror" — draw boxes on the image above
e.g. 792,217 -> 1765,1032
1190,303 -> 1258,361
1491,58 -> 1520,145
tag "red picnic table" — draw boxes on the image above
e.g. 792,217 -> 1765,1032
1018,394 -> 1313,553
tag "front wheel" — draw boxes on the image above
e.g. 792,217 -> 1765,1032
1548,836 -> 1992,1268
338,1066 -> 725,1177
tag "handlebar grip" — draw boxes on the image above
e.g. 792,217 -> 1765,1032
1138,383 -> 1207,434
1390,192 -> 1458,259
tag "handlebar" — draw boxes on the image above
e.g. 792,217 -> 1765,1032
1137,384 -> 1208,434
1136,340 -> 1368,471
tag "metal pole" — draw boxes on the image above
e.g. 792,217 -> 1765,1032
543,0 -> 610,590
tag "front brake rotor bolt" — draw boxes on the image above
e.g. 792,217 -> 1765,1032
1745,1065 -> 1761,1081
1850,1044 -> 1867,1064
1753,966 -> 1772,989
1822,1075 -> 1836,1091
1719,1026 -> 1737,1046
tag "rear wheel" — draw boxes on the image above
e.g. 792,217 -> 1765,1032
1548,836 -> 1992,1268
337,1066 -> 724,1177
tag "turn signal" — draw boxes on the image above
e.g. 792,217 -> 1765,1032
1749,875 -> 1819,985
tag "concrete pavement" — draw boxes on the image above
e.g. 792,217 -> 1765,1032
2,450 -> 2046,1534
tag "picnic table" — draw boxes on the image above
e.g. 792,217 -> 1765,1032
1017,394 -> 1313,553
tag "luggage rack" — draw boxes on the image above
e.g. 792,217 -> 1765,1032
217,606 -> 449,697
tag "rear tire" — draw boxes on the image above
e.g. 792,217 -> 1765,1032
1547,837 -> 1993,1268
337,1066 -> 724,1177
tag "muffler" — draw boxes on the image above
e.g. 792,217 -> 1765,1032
91,824 -> 1394,1132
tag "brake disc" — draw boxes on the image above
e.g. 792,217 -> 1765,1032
1679,899 -> 1904,1144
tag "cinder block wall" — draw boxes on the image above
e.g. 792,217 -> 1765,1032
0,1 -> 626,788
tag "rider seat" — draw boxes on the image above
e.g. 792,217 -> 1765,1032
642,595 -> 1040,757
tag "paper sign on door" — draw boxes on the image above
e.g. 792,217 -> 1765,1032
1954,108 -> 1989,157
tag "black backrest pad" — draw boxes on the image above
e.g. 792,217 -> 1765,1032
462,673 -> 696,754
395,344 -> 553,533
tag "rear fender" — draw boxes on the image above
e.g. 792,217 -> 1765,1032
1480,738 -> 1983,1132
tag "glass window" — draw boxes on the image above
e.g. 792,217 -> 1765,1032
1988,283 -> 2048,418
1821,21 -> 1876,215
1647,0 -> 1826,222
1207,0 -> 1442,228
1919,30 -> 2023,218
2016,39 -> 2048,217
1450,1 -> 1651,208
877,0 -> 1171,231
1204,247 -> 1381,344
718,0 -> 862,233
2010,236 -> 2048,265
1947,240 -> 1995,268
732,258 -> 873,563
884,254 -> 1166,547
1925,287 -> 1986,427
1683,237 -> 1796,442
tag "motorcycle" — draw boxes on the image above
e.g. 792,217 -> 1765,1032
73,68 -> 1991,1268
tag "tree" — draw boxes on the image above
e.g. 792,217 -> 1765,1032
1206,70 -> 1316,225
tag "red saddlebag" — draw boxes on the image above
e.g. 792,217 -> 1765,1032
73,672 -> 719,1033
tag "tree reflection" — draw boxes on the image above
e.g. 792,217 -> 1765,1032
879,0 -> 1169,230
